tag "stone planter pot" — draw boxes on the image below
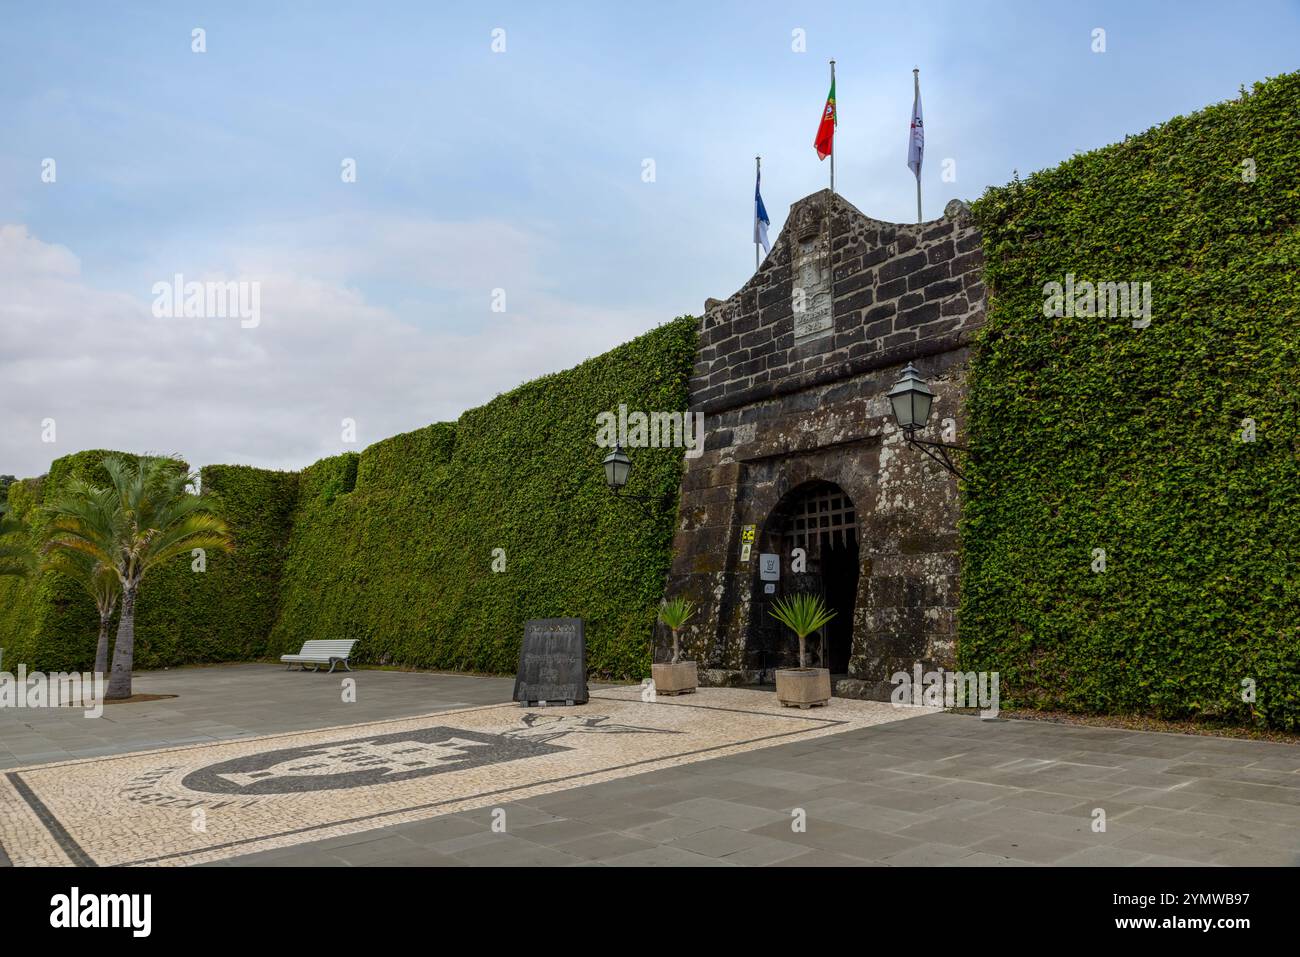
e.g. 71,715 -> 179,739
775,668 -> 832,709
652,661 -> 698,696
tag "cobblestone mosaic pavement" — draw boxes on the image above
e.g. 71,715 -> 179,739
0,687 -> 933,866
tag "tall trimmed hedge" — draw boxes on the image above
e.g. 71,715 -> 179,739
268,317 -> 696,679
2,317 -> 695,679
0,453 -> 299,672
960,72 -> 1300,728
0,451 -> 159,671
0,476 -> 46,668
132,464 -> 300,668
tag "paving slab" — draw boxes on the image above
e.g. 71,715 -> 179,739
600,845 -> 737,867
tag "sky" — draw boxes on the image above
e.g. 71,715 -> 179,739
2,1 -> 1297,479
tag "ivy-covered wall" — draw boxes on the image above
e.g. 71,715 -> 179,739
1,317 -> 696,679
960,72 -> 1300,728
268,317 -> 696,679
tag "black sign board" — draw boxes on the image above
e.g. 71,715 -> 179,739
513,618 -> 588,705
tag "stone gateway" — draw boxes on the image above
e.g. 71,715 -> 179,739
662,190 -> 985,700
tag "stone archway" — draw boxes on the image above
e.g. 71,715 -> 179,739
747,480 -> 860,682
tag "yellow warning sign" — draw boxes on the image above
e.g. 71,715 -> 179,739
739,524 -> 756,562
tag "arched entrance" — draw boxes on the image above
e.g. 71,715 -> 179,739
749,480 -> 860,681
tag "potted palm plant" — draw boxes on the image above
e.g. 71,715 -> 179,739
652,597 -> 698,695
769,593 -> 836,708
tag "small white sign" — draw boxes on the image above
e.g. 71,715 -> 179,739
759,553 -> 780,582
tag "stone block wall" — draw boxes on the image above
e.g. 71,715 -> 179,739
662,189 -> 986,696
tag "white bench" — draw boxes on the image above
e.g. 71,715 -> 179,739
281,639 -> 357,673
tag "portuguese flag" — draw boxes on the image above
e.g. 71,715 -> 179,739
814,78 -> 836,160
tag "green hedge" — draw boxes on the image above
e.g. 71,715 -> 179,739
960,72 -> 1300,728
0,453 -> 299,673
268,317 -> 696,679
0,451 -> 154,671
131,464 -> 300,669
3,317 -> 695,680
0,477 -> 45,669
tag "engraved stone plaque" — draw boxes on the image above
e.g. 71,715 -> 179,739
792,233 -> 833,341
513,617 -> 588,705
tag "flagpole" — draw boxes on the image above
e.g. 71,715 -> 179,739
829,59 -> 836,195
755,155 -> 761,271
913,67 -> 922,223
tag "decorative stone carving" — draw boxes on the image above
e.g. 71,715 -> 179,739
788,193 -> 827,241
792,229 -> 833,342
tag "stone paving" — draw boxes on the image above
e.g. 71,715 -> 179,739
0,664 -> 512,769
1,665 -> 1297,866
0,670 -> 932,866
224,712 -> 1300,868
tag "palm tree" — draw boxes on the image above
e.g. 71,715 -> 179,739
657,597 -> 697,664
45,455 -> 232,699
769,593 -> 836,670
0,504 -> 33,577
44,548 -> 121,675
42,482 -> 122,673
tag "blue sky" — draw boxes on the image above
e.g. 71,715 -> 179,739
1,1 -> 1296,477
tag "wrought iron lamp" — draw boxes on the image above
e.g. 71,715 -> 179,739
887,363 -> 968,479
602,444 -> 672,516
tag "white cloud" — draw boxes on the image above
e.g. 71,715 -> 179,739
225,214 -> 549,291
0,220 -> 662,479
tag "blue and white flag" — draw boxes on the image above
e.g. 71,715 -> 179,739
754,167 -> 771,255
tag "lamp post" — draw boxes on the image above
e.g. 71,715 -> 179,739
602,444 -> 633,491
887,363 -> 968,479
602,444 -> 672,515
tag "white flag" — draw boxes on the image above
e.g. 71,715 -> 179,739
907,80 -> 924,178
